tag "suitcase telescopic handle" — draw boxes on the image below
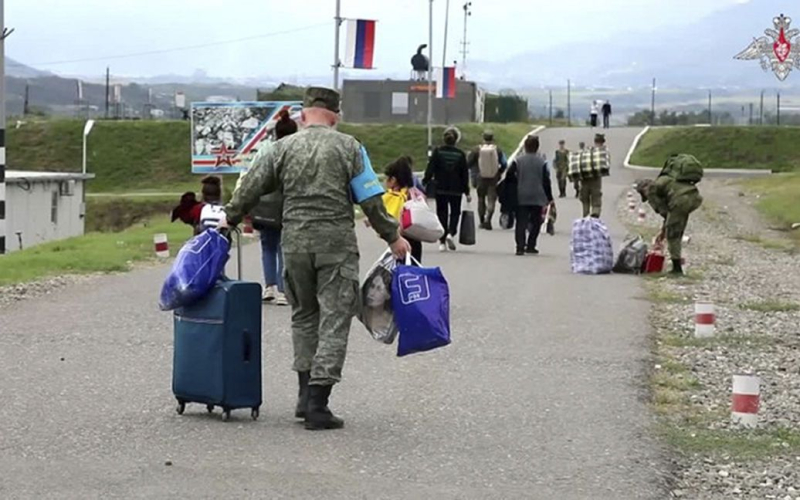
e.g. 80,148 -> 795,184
218,227 -> 243,281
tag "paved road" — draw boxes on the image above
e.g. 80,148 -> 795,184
0,127 -> 668,499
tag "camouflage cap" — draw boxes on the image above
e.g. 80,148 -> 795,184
304,87 -> 341,113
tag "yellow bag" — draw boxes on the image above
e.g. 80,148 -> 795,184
382,188 -> 408,220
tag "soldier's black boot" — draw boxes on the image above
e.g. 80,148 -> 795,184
670,259 -> 684,276
305,385 -> 344,431
295,371 -> 310,419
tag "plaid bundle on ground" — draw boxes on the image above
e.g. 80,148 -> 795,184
570,218 -> 614,274
568,148 -> 610,181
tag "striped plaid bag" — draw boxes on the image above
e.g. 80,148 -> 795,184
568,147 -> 611,181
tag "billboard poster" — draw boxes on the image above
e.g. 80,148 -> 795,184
191,101 -> 302,175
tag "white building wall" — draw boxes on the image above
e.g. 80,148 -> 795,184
5,179 -> 86,252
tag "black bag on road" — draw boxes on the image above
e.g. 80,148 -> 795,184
459,209 -> 476,246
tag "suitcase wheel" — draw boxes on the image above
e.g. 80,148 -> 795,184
251,408 -> 260,421
206,405 -> 215,414
221,409 -> 231,422
176,401 -> 186,415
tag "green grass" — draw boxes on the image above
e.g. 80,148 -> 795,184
340,122 -> 536,172
740,300 -> 800,313
741,173 -> 800,242
733,232 -> 794,251
662,427 -> 800,459
8,119 -> 536,194
630,127 -> 800,172
0,216 -> 193,286
648,287 -> 692,304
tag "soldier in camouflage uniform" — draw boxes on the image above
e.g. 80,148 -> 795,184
635,154 -> 704,275
554,140 -> 571,198
224,87 -> 410,430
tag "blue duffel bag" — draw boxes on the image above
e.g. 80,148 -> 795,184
159,229 -> 230,311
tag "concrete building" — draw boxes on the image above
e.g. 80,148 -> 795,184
3,171 -> 93,252
342,79 -> 485,124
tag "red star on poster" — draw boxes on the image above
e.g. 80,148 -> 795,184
212,143 -> 237,168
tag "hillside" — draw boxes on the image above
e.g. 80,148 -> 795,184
630,127 -> 800,172
7,120 -> 534,193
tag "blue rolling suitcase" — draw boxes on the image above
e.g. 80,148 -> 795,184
173,233 -> 263,421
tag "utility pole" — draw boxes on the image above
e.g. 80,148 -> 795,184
105,67 -> 110,119
707,90 -> 712,125
749,103 -> 753,125
650,78 -> 656,126
549,90 -> 553,125
759,90 -> 764,125
23,83 -> 30,116
777,91 -> 781,126
427,0 -> 434,152
460,2 -> 472,79
442,0 -> 451,125
333,0 -> 342,91
0,0 -> 7,255
567,79 -> 571,127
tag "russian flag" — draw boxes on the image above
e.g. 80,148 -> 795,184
436,67 -> 457,99
344,19 -> 376,70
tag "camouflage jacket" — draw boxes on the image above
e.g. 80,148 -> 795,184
225,125 -> 399,253
554,149 -> 570,171
647,175 -> 703,218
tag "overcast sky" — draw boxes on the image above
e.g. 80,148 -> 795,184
7,0 -> 747,81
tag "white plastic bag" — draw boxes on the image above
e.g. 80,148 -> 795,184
358,250 -> 399,344
401,196 -> 445,243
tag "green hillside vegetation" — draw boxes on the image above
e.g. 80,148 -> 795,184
630,127 -> 800,172
741,173 -> 800,242
8,120 -> 535,193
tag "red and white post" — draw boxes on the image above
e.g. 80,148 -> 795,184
694,300 -> 717,339
694,300 -> 715,338
637,207 -> 647,222
243,216 -> 255,238
732,374 -> 760,428
154,233 -> 169,258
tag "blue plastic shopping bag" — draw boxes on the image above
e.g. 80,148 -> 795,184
392,256 -> 451,357
159,230 -> 230,311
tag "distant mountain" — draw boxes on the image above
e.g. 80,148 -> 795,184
6,57 -> 53,78
470,0 -> 800,89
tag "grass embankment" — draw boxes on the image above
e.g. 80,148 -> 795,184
8,120 -> 536,193
630,126 -> 800,172
740,173 -> 800,242
0,216 -> 193,286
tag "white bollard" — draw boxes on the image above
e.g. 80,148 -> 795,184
694,301 -> 715,338
628,201 -> 637,212
637,208 -> 647,222
732,374 -> 760,428
154,233 -> 169,258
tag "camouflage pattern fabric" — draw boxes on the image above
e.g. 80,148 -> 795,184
226,125 -> 399,253
283,252 -> 359,386
555,149 -> 570,196
646,176 -> 703,260
580,177 -> 603,218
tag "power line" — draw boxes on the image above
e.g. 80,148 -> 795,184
9,23 -> 329,68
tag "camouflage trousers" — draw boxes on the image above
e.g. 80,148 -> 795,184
665,198 -> 702,260
557,168 -> 580,197
580,177 -> 603,218
283,252 -> 360,386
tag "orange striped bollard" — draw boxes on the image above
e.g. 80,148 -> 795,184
154,233 -> 169,258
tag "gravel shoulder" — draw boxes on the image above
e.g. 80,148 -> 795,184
618,178 -> 800,500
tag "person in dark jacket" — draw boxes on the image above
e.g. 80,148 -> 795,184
506,135 -> 554,256
423,127 -> 471,252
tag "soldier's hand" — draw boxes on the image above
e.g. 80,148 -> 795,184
390,236 -> 412,260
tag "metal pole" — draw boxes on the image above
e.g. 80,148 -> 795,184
749,103 -> 753,125
567,79 -> 571,127
549,90 -> 553,125
333,0 -> 342,91
759,90 -> 764,125
442,0 -> 451,125
82,133 -> 87,175
0,0 -> 6,255
105,67 -> 110,119
708,90 -> 712,125
427,0 -> 433,152
651,78 -> 656,126
777,91 -> 781,126
460,2 -> 471,79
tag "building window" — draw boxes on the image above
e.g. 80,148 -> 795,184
392,92 -> 409,115
364,92 -> 381,119
51,191 -> 59,224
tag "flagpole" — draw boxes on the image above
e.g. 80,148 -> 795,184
333,0 -> 342,91
427,0 -> 434,153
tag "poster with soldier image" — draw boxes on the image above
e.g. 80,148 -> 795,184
191,101 -> 302,175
